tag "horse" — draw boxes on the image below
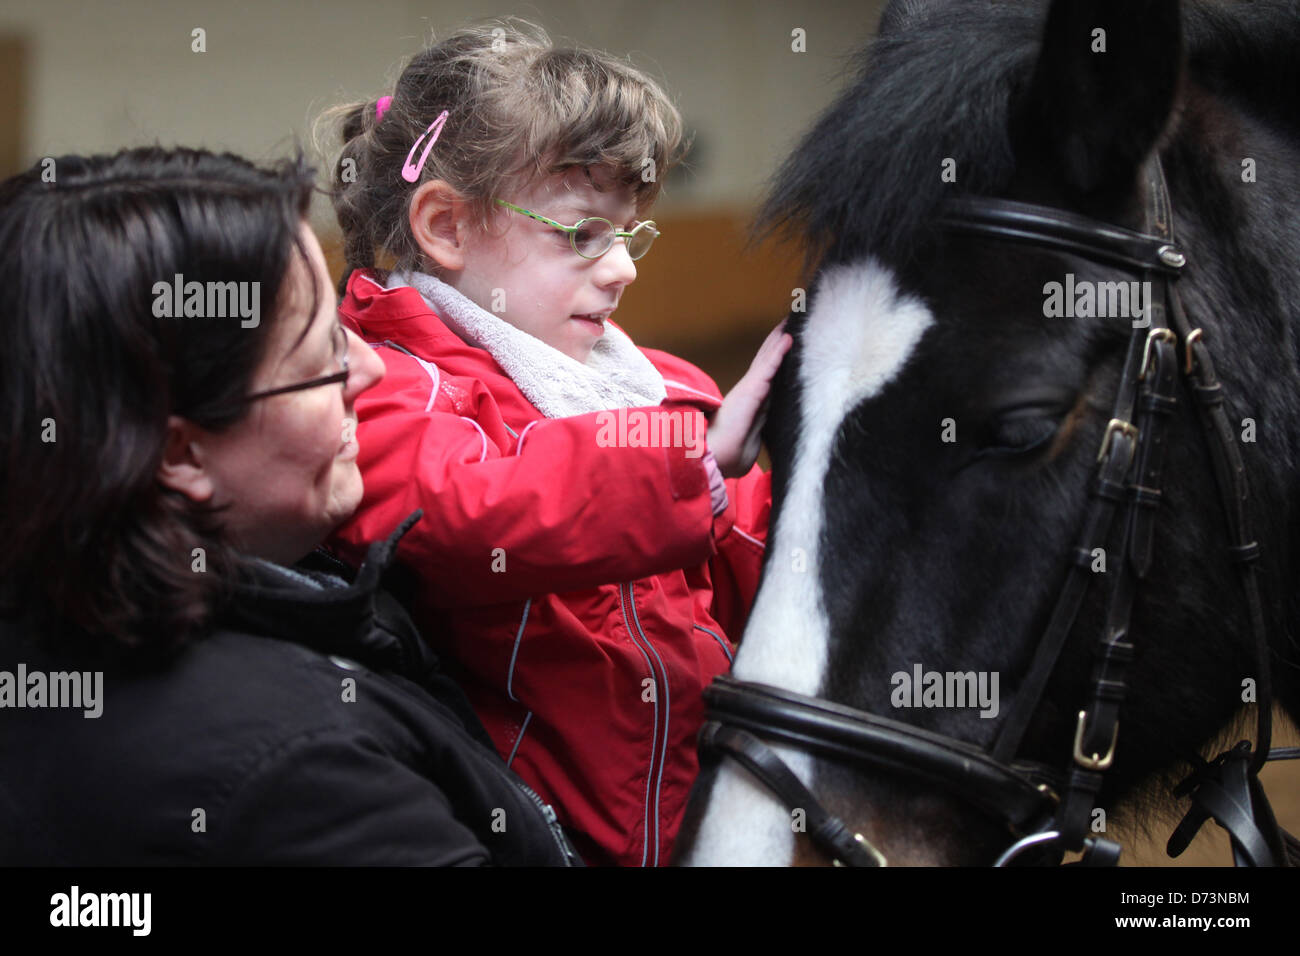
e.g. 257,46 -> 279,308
679,0 -> 1300,866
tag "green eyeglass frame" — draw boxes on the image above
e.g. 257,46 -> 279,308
494,199 -> 660,260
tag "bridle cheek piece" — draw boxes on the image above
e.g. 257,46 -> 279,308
698,158 -> 1297,867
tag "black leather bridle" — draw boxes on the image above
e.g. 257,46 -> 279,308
698,158 -> 1299,867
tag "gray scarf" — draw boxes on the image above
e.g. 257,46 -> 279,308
388,270 -> 667,418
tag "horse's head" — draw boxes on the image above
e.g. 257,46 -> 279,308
682,0 -> 1300,865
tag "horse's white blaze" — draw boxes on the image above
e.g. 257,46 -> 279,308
685,258 -> 934,865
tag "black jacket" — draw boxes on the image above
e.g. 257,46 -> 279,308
0,513 -> 580,866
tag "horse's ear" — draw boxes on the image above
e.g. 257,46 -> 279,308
1023,0 -> 1183,197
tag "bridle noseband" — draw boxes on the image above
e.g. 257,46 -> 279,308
698,158 -> 1297,867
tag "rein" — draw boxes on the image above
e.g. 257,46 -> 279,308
698,157 -> 1296,867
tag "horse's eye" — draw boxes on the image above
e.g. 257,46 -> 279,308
975,409 -> 1062,461
990,416 -> 1057,453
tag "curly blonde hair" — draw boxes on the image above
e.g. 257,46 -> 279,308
322,19 -> 686,280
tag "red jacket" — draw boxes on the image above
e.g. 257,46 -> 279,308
330,270 -> 771,865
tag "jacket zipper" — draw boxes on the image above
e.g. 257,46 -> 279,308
694,623 -> 733,664
628,583 -> 672,868
510,776 -> 582,866
619,582 -> 669,867
374,651 -> 580,866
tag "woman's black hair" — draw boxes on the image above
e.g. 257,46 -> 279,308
0,146 -> 317,658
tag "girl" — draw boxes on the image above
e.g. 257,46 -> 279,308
325,20 -> 789,865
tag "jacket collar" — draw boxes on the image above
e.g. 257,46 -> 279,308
388,269 -> 668,419
222,511 -> 433,678
343,268 -> 726,416
341,271 -> 465,354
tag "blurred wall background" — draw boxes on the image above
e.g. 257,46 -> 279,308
0,0 -> 885,388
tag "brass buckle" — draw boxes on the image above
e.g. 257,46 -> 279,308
1095,419 -> 1138,465
1073,710 -> 1118,770
1139,327 -> 1176,381
1183,328 -> 1203,375
831,832 -> 888,867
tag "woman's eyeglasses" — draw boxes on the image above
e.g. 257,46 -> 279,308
494,199 -> 660,260
243,323 -> 350,403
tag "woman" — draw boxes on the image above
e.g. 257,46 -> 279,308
0,147 -> 578,865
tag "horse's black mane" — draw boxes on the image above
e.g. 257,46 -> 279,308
758,0 -> 1300,271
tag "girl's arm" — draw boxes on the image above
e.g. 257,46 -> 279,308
700,320 -> 791,636
706,464 -> 772,641
333,374 -> 717,607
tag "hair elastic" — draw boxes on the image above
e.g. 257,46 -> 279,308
375,95 -> 393,122
401,110 -> 450,183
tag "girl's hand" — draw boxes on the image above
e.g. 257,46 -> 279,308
706,320 -> 793,478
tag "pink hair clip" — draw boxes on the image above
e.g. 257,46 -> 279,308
375,95 -> 393,122
401,110 -> 450,183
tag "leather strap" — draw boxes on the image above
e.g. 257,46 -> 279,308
704,676 -> 1058,832
940,197 -> 1187,276
698,722 -> 885,866
1169,742 -> 1278,866
1059,169 -> 1185,848
1166,288 -> 1274,776
990,422 -> 1138,767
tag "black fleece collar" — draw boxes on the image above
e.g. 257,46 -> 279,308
222,511 -> 430,679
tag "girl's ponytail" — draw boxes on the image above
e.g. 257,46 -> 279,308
321,99 -> 384,292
